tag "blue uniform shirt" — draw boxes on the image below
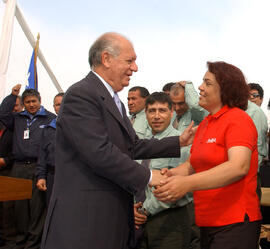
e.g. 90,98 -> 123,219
0,94 -> 56,161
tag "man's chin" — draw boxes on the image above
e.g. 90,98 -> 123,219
123,81 -> 130,87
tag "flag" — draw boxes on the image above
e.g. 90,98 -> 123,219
26,33 -> 40,91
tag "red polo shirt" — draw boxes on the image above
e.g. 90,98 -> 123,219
190,105 -> 262,227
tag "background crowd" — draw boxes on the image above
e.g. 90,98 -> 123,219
0,32 -> 270,249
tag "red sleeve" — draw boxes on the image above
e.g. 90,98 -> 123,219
225,110 -> 257,151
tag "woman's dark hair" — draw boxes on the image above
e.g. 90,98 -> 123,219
207,61 -> 249,110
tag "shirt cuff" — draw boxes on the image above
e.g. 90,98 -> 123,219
148,170 -> 152,184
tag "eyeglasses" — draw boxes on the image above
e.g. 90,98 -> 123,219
250,93 -> 260,98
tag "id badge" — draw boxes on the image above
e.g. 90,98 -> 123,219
24,129 -> 30,140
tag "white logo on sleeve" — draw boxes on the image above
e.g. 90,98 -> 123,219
206,138 -> 216,143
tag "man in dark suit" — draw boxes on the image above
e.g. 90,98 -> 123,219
41,32 -> 196,249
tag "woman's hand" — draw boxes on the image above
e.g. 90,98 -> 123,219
153,175 -> 191,202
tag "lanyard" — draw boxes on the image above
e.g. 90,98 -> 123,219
26,117 -> 37,129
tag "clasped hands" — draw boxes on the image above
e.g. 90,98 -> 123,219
149,168 -> 190,203
134,168 -> 190,229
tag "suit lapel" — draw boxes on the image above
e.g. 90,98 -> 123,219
87,72 -> 132,137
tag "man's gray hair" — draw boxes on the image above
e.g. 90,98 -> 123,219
88,32 -> 124,69
170,83 -> 185,96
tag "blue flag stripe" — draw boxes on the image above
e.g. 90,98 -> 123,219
26,49 -> 38,91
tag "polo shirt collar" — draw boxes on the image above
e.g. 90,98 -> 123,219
207,105 -> 229,120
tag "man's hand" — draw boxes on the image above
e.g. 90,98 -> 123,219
134,202 -> 147,229
153,175 -> 191,203
149,169 -> 168,187
179,121 -> 197,147
0,158 -> 6,168
12,84 -> 21,96
36,179 -> 47,191
160,168 -> 173,177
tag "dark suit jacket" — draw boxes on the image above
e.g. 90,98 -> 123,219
41,72 -> 180,249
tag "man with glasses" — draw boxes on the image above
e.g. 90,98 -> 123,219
248,83 -> 264,107
246,83 -> 268,167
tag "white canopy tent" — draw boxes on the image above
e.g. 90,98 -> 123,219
0,0 -> 63,101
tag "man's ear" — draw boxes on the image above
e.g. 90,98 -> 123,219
101,51 -> 111,68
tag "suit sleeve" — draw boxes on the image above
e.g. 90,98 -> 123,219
57,86 -> 151,195
133,136 -> 180,160
0,94 -> 16,129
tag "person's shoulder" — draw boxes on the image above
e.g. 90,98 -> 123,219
246,101 -> 267,120
225,107 -> 252,122
44,109 -> 56,119
67,72 -> 93,92
165,125 -> 181,137
45,122 -> 57,133
225,107 -> 257,133
170,129 -> 181,137
66,71 -> 104,98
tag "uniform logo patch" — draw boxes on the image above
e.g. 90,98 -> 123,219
206,138 -> 216,143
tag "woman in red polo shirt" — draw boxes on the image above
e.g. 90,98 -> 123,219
154,61 -> 261,249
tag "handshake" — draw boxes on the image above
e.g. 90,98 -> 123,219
149,168 -> 172,188
149,168 -> 178,203
149,168 -> 191,203
134,168 -> 190,229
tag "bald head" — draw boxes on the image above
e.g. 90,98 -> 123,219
170,83 -> 185,96
89,32 -> 131,69
170,83 -> 189,118
88,32 -> 138,92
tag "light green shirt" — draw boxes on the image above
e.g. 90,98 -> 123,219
172,82 -> 208,131
245,101 -> 268,167
142,125 -> 191,216
129,109 -> 150,139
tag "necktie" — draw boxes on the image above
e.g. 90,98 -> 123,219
113,93 -> 123,117
130,114 -> 136,125
172,117 -> 179,129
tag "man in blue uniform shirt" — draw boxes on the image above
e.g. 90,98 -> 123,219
0,84 -> 56,249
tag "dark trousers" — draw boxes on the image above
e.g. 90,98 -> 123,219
186,201 -> 200,249
11,162 -> 46,249
45,172 -> 54,207
200,215 -> 261,249
138,205 -> 190,249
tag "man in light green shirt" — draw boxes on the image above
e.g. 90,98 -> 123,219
128,86 -> 150,138
246,100 -> 268,168
134,92 -> 191,249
